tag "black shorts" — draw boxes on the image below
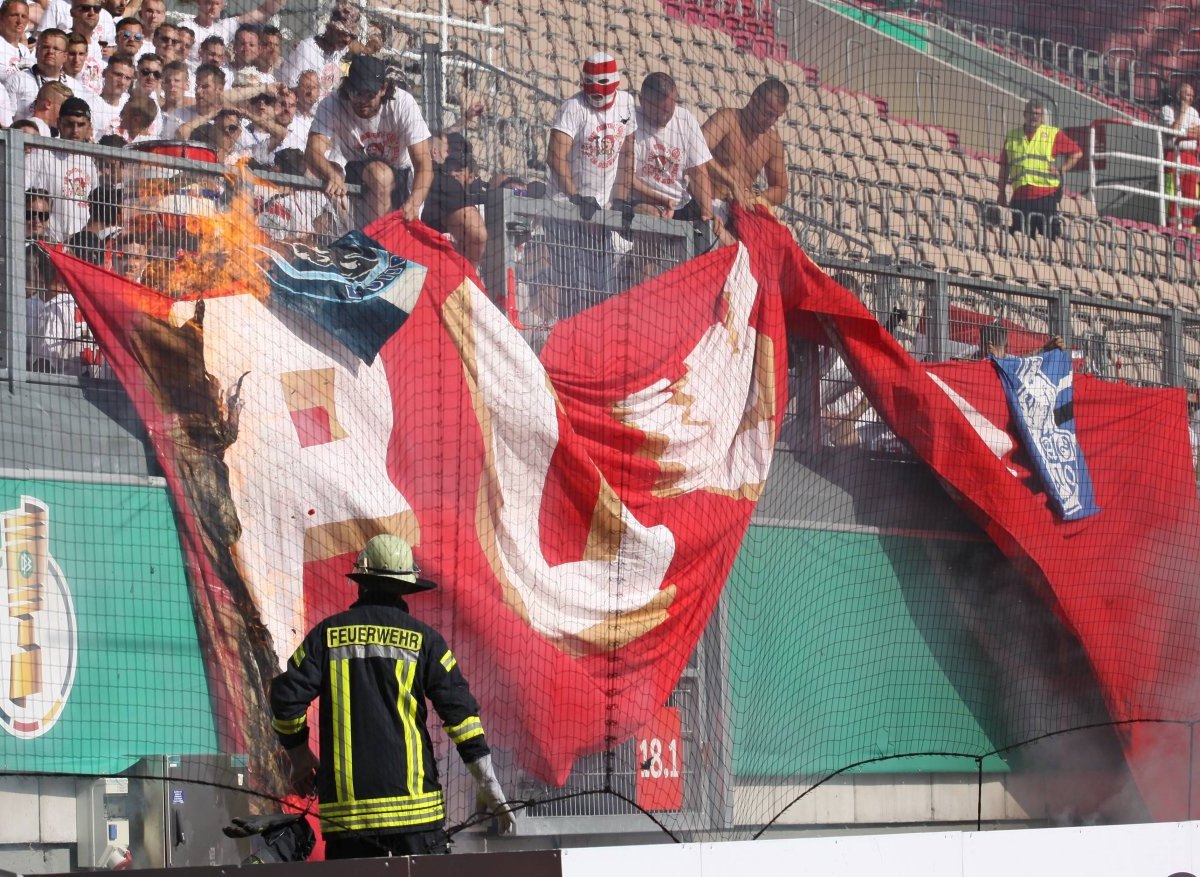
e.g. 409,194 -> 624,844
423,173 -> 471,233
345,160 -> 413,209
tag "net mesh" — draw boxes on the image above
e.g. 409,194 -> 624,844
2,0 -> 1200,868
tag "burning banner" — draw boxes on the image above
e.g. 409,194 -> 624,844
48,213 -> 787,787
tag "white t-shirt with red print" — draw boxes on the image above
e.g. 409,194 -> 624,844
633,105 -> 712,211
309,87 -> 430,171
548,90 -> 637,206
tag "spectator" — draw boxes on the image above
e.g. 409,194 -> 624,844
293,67 -> 318,120
25,186 -> 51,241
65,182 -> 121,265
192,106 -> 240,163
25,95 -> 98,240
176,25 -> 193,63
996,99 -> 1081,240
279,2 -> 353,98
38,0 -> 114,51
170,61 -> 223,138
117,91 -> 156,141
4,28 -> 71,116
230,22 -> 266,80
112,233 -> 147,281
545,52 -> 637,312
979,322 -> 1065,360
0,77 -> 13,125
250,81 -> 302,164
137,0 -> 165,49
546,51 -> 636,211
27,260 -> 93,376
20,78 -> 70,135
423,153 -> 486,264
63,30 -> 87,82
1163,83 -> 1200,226
150,21 -> 182,64
702,78 -> 789,224
175,0 -> 287,65
66,0 -> 106,92
111,15 -> 140,57
305,53 -> 433,226
629,72 -> 717,230
9,116 -> 38,134
158,57 -> 190,132
239,84 -> 287,163
258,147 -> 341,243
256,22 -> 280,77
131,50 -> 161,100
83,52 -> 135,138
95,131 -> 124,188
0,0 -> 33,75
197,34 -> 230,83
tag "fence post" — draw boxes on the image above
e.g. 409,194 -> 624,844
1165,306 -> 1184,388
420,37 -> 444,134
3,131 -> 26,380
928,274 -> 950,362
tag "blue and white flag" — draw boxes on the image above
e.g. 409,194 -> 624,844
991,347 -> 1100,521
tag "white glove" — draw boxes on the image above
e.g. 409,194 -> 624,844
466,755 -> 517,835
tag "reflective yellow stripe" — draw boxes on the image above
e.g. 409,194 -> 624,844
321,803 -> 445,833
395,660 -> 423,796
439,649 -> 456,672
320,791 -> 442,815
331,659 -> 354,802
291,644 -> 306,668
272,714 -> 306,735
445,715 -> 483,744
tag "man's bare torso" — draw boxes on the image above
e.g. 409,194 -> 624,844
708,107 -> 779,201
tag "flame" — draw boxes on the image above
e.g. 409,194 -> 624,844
124,161 -> 281,301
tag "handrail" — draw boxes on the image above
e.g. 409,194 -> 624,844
1088,116 -> 1200,228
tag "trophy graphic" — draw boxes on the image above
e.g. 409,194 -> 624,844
4,499 -> 47,707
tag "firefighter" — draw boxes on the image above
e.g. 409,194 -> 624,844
269,534 -> 516,858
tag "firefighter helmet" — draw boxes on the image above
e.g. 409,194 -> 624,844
348,535 -> 436,593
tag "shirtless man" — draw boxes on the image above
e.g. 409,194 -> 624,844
701,78 -> 789,225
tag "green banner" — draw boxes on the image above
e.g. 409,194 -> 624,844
729,524 -> 1006,776
0,478 -> 217,775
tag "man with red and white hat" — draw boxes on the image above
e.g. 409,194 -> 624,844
545,52 -> 636,316
547,51 -> 636,216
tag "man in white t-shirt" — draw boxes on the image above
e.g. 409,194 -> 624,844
176,0 -> 286,65
306,53 -> 432,226
629,72 -> 715,224
547,51 -> 636,213
39,0 -> 113,47
25,96 -> 99,240
3,27 -> 71,115
1163,82 -> 1200,225
0,0 -> 34,75
82,52 -> 132,138
278,2 -> 352,98
545,52 -> 637,314
65,0 -> 105,93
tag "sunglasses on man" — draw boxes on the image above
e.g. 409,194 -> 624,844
26,210 -> 50,223
74,5 -> 101,13
138,67 -> 161,77
118,30 -> 144,41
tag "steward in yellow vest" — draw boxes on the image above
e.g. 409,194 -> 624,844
996,100 -> 1082,238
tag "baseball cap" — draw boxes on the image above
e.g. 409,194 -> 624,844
59,97 -> 91,120
346,54 -> 387,94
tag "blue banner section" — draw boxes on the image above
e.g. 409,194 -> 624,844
258,230 -> 412,362
991,347 -> 1100,521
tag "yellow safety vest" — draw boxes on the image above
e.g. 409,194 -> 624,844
1004,124 -> 1060,192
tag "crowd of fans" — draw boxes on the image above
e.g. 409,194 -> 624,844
2,0 -> 796,374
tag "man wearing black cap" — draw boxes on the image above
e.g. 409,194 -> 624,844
25,95 -> 99,240
66,183 -> 122,265
270,534 -> 516,859
305,53 -> 433,227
